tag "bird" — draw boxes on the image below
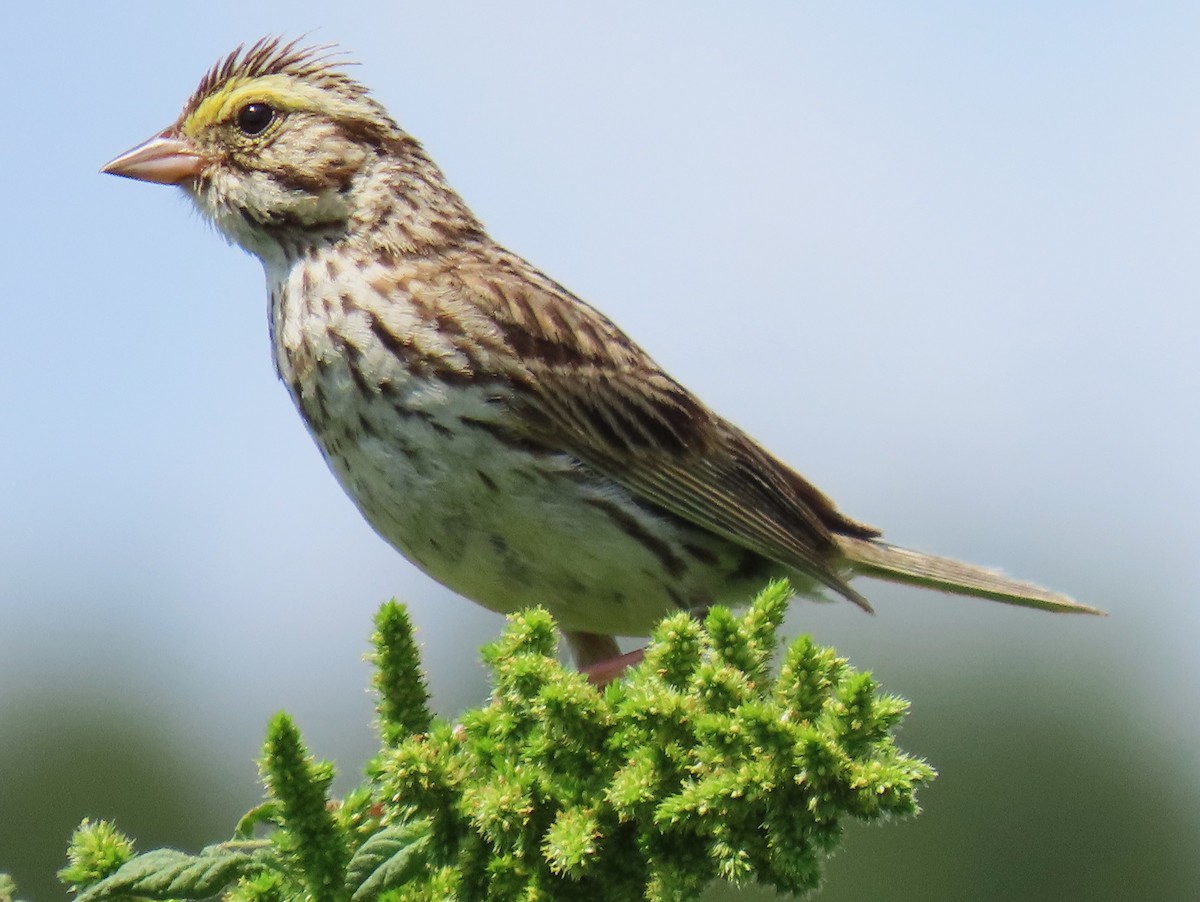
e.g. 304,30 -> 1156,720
102,38 -> 1103,676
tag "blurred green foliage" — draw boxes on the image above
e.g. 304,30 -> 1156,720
0,697 -> 245,902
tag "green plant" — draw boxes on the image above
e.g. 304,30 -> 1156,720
60,581 -> 934,901
0,873 -> 26,902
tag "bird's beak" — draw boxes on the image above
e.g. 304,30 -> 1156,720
101,132 -> 207,185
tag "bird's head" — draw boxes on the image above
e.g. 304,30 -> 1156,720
103,38 -> 472,261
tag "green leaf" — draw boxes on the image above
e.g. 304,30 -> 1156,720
344,820 -> 432,901
74,846 -> 265,902
234,801 -> 281,839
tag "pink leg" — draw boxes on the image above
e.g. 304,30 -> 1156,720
565,631 -> 646,686
580,646 -> 646,687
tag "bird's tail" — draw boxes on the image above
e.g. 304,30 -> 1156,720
833,534 -> 1106,615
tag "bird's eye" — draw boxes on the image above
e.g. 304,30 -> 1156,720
235,102 -> 276,136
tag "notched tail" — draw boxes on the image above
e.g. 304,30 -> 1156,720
833,534 -> 1107,616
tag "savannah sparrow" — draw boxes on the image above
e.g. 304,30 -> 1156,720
103,39 -> 1101,672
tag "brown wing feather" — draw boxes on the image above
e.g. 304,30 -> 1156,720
442,247 -> 879,609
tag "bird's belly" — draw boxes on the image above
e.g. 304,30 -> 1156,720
290,367 -> 779,636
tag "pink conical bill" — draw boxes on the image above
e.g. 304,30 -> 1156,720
102,133 -> 206,185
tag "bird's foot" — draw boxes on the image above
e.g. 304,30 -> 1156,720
580,646 -> 646,687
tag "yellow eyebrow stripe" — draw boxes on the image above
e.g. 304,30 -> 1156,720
182,75 -> 360,136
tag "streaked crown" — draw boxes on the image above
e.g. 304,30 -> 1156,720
104,39 -> 483,262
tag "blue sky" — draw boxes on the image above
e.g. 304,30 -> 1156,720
2,3 -> 1198,895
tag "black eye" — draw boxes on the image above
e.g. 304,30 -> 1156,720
235,102 -> 276,136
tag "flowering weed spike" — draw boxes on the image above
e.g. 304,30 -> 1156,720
262,713 -> 349,901
371,601 -> 431,743
542,807 -> 600,877
482,607 -> 561,702
737,579 -> 792,678
484,608 -> 558,663
776,633 -> 846,722
378,724 -> 461,852
226,870 -> 289,902
703,605 -> 748,673
641,612 -> 704,688
58,820 -> 135,892
835,670 -> 889,757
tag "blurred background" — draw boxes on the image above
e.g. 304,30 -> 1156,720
2,3 -> 1197,899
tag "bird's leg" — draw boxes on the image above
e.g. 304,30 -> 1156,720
565,631 -> 645,687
